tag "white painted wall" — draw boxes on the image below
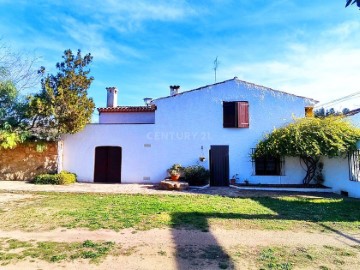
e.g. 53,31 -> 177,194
99,112 -> 155,124
321,113 -> 360,198
63,79 -> 315,184
349,113 -> 360,127
322,157 -> 360,198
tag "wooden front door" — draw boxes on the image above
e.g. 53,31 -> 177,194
94,146 -> 122,183
209,145 -> 229,186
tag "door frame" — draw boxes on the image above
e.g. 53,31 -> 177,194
209,145 -> 229,186
93,146 -> 122,183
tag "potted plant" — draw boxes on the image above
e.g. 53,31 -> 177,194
183,165 -> 210,186
168,164 -> 183,181
230,174 -> 239,185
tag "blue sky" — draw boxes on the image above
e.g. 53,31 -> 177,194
1,0 -> 360,116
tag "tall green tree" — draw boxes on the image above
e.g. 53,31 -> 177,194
346,0 -> 360,9
0,80 -> 28,149
254,117 -> 360,185
28,49 -> 95,139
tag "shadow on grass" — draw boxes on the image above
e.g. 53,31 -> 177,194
170,196 -> 360,228
170,195 -> 360,268
319,224 -> 360,245
171,212 -> 235,269
251,196 -> 360,223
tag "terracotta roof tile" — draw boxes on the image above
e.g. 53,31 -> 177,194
98,106 -> 156,113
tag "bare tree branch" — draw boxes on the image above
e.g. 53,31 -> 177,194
0,39 -> 41,91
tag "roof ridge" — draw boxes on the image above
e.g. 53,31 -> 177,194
233,78 -> 318,103
154,77 -> 318,103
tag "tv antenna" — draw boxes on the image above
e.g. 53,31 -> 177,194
213,57 -> 219,83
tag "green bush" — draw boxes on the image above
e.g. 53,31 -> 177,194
33,171 -> 77,185
183,165 -> 210,186
33,174 -> 59,185
58,171 -> 77,185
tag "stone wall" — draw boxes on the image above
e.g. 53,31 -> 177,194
0,142 -> 58,181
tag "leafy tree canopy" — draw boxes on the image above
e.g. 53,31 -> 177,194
27,49 -> 95,138
0,48 -> 95,149
0,43 -> 36,149
254,116 -> 360,159
254,116 -> 360,185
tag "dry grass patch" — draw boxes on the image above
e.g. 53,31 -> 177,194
0,238 -> 133,265
231,244 -> 360,269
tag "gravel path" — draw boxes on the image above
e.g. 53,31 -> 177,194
0,181 -> 335,198
0,227 -> 359,247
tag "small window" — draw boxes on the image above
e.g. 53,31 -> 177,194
251,149 -> 283,176
223,101 -> 249,128
305,106 -> 314,117
349,150 -> 360,182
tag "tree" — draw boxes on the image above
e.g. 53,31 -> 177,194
314,107 -> 350,118
0,40 -> 39,149
346,0 -> 360,9
0,80 -> 27,149
0,48 -> 95,149
253,117 -> 360,185
27,49 -> 95,139
0,40 -> 41,91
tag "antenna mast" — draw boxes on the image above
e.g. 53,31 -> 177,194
213,57 -> 219,83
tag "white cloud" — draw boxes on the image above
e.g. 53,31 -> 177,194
324,21 -> 360,40
220,20 -> 360,106
59,16 -> 114,62
62,0 -> 198,33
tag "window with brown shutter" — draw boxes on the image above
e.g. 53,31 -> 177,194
238,102 -> 249,128
223,101 -> 249,128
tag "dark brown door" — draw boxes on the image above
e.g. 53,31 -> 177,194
209,145 -> 229,186
94,146 -> 122,183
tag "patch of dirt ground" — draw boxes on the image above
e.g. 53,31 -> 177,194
0,227 -> 359,269
0,193 -> 35,203
0,189 -> 356,269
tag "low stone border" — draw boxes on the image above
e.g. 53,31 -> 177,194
230,184 -> 333,193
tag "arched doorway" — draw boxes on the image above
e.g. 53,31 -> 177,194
94,146 -> 122,183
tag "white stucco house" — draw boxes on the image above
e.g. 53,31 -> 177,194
62,77 -> 324,187
60,77 -> 360,197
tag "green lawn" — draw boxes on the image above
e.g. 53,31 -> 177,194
0,192 -> 359,232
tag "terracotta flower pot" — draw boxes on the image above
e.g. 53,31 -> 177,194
171,174 -> 180,181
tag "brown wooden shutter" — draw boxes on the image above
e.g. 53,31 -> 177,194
223,102 -> 237,127
237,101 -> 249,128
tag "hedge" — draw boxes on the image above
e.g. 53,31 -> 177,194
33,171 -> 77,185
